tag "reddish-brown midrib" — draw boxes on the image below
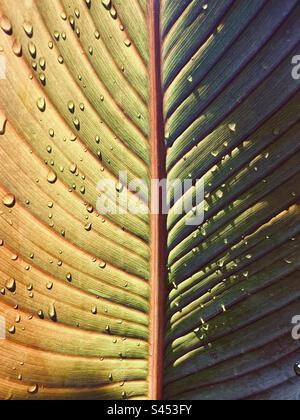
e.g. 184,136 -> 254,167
148,0 -> 167,401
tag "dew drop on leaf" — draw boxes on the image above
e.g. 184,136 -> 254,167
102,0 -> 111,9
69,163 -> 77,174
27,384 -> 38,394
39,57 -> 46,69
8,325 -> 16,334
294,363 -> 300,376
0,16 -> 12,34
23,22 -> 33,37
228,123 -> 236,133
47,170 -> 57,184
37,310 -> 44,319
84,222 -> 92,231
36,97 -> 46,112
110,8 -> 117,19
39,73 -> 46,84
0,113 -> 7,135
6,278 -> 16,292
28,41 -> 36,58
53,30 -> 60,41
3,194 -> 15,207
12,39 -> 22,56
48,303 -> 56,321
68,101 -> 75,113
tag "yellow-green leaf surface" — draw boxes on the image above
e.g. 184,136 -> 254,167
163,0 -> 300,400
0,0 -> 150,400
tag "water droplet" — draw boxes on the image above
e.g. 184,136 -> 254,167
94,30 -> 100,40
0,114 -> 7,135
84,222 -> 92,231
8,325 -> 16,334
12,39 -> 22,56
36,97 -> 46,112
6,278 -> 16,292
48,303 -> 56,321
23,22 -> 33,37
124,39 -> 131,47
39,73 -> 46,85
65,273 -> 72,282
102,0 -> 111,9
37,309 -> 44,319
27,384 -> 38,394
91,306 -> 97,315
39,57 -> 46,69
228,123 -> 236,133
73,117 -> 80,130
69,163 -> 77,174
68,101 -> 75,113
47,170 -> 57,184
86,204 -> 93,213
28,41 -> 36,58
69,15 -> 75,29
3,194 -> 15,207
294,363 -> 300,376
53,31 -> 60,41
115,182 -> 124,193
110,8 -> 117,19
0,16 -> 12,34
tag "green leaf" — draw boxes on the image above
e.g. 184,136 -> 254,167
163,0 -> 300,400
0,0 -> 300,401
0,0 -> 150,400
